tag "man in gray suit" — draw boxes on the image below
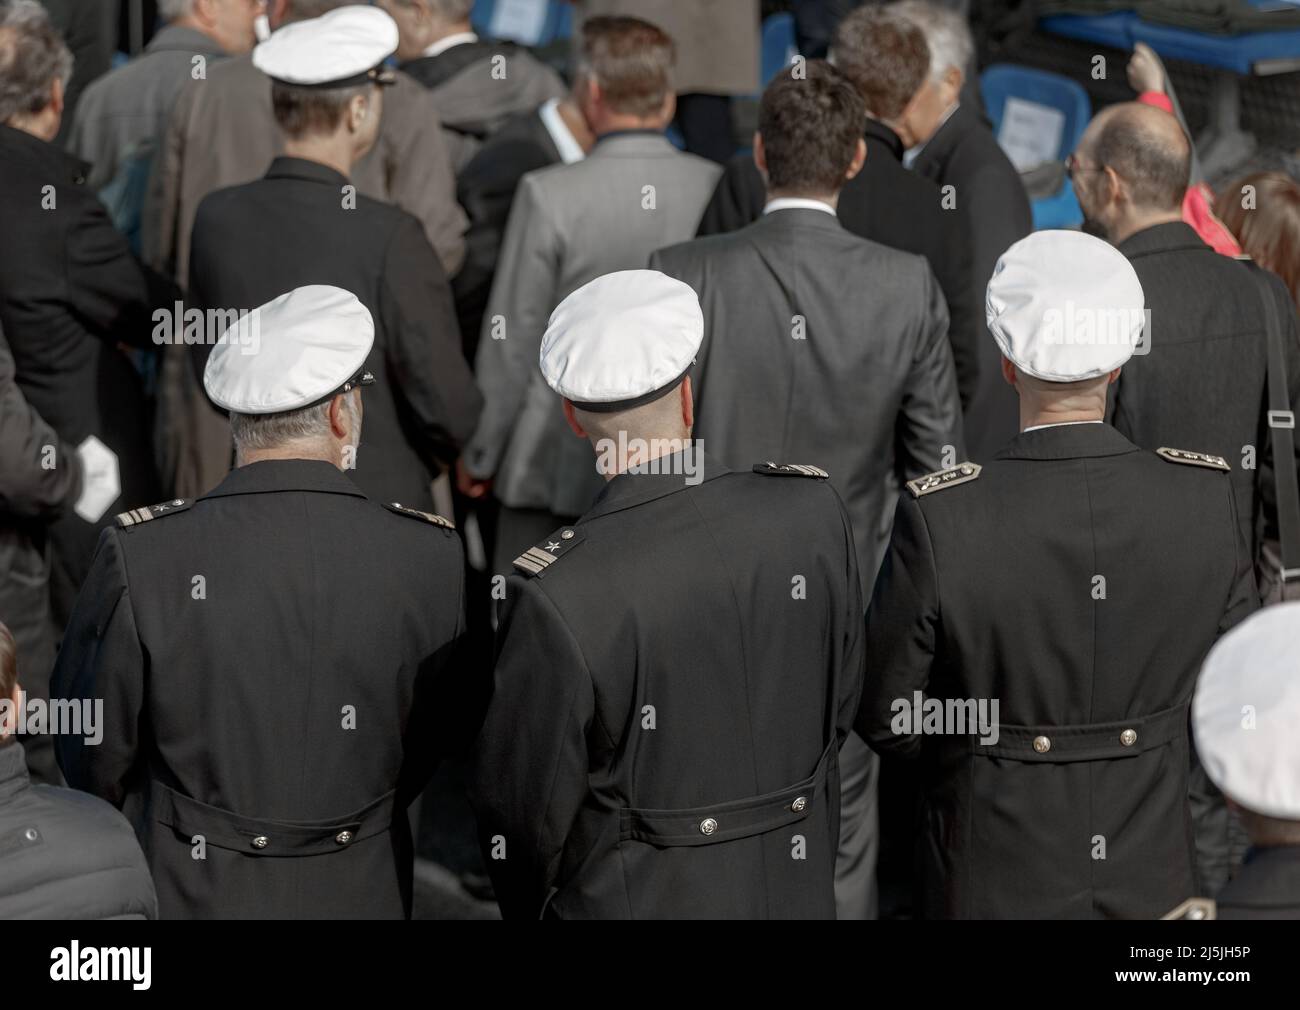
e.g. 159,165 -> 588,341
652,61 -> 962,919
458,15 -> 722,575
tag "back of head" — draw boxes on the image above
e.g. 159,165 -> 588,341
758,60 -> 864,196
0,0 -> 71,128
577,15 -> 675,118
892,0 -> 973,82
285,0 -> 357,22
1091,103 -> 1190,212
1214,171 -> 1300,307
829,5 -> 928,123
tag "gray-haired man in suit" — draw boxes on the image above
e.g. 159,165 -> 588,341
457,14 -> 722,576
652,60 -> 962,919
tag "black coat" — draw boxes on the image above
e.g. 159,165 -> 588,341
471,454 -> 864,919
0,742 -> 156,919
188,157 -> 482,511
453,109 -> 561,360
911,105 -> 1033,462
51,459 -> 471,919
1109,222 -> 1300,553
1216,845 -> 1300,919
858,424 -> 1258,919
0,124 -> 175,615
696,120 -> 979,411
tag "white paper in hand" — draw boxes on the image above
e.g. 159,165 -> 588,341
74,435 -> 120,523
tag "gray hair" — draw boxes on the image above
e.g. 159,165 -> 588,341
893,0 -> 973,82
0,0 -> 73,124
157,0 -> 194,21
230,390 -> 359,457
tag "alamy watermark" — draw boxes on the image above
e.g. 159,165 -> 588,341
890,690 -> 1000,745
151,303 -> 261,355
594,434 -> 704,485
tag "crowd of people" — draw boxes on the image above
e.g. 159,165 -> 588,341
1,0 -> 1299,921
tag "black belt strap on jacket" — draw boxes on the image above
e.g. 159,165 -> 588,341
960,701 -> 1189,764
619,738 -> 837,847
1256,266 -> 1300,584
154,783 -> 397,856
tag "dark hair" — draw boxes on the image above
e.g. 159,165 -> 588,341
271,81 -> 368,140
1215,171 -> 1300,310
1093,111 -> 1190,212
759,60 -> 864,194
829,6 -> 928,122
577,15 -> 675,118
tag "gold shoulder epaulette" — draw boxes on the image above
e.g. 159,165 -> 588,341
384,502 -> 455,528
907,462 -> 981,498
513,525 -> 585,576
1156,447 -> 1230,472
752,462 -> 830,479
1161,897 -> 1216,920
115,498 -> 191,527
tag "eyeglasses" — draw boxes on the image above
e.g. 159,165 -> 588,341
1065,152 -> 1105,180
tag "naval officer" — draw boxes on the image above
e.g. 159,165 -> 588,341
470,270 -> 866,919
52,285 -> 471,919
858,231 -> 1258,919
187,4 -> 480,511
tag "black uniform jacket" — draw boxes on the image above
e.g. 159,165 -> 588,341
51,459 -> 470,919
188,157 -> 482,510
1216,845 -> 1300,919
471,453 -> 865,919
696,119 -> 978,411
858,424 -> 1258,919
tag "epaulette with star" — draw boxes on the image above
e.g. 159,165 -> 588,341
1156,447 -> 1230,472
906,462 -> 981,498
513,525 -> 585,576
752,462 -> 830,479
384,502 -> 455,529
115,498 -> 191,527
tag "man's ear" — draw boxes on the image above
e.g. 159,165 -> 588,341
845,136 -> 866,181
1107,366 -> 1122,386
327,394 -> 350,439
680,376 -> 694,431
1000,356 -> 1018,388
1102,165 -> 1124,207
50,76 -> 64,120
753,132 -> 766,177
348,93 -> 368,132
562,399 -> 587,439
944,65 -> 964,101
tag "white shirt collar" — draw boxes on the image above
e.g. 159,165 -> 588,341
762,197 -> 837,217
1021,420 -> 1105,433
423,31 -> 478,59
537,98 -> 585,165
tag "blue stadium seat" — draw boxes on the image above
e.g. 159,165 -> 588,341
760,12 -> 799,87
471,0 -> 571,47
981,63 -> 1092,229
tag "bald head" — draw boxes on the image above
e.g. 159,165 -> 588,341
1079,102 -> 1190,212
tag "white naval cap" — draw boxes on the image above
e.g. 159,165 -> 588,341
986,230 -> 1146,382
1193,602 -> 1300,819
539,270 -> 704,412
252,5 -> 398,89
203,285 -> 375,414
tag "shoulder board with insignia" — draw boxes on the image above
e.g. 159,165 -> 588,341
115,498 -> 192,528
513,525 -> 585,576
1156,447 -> 1230,472
1161,897 -> 1216,920
384,502 -> 455,529
752,462 -> 829,479
907,462 -> 981,498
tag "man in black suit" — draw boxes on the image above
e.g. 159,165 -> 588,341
187,6 -> 481,512
1072,103 -> 1300,893
860,231 -> 1257,918
696,6 -> 978,412
453,90 -> 594,363
652,62 -> 961,920
0,1 -> 177,620
896,0 -> 1032,461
